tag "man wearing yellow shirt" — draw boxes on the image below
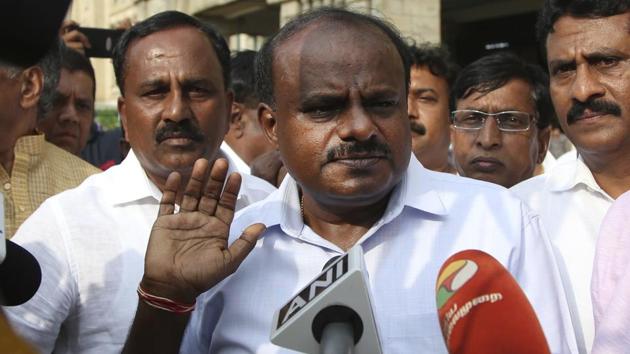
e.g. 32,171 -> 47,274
0,43 -> 99,238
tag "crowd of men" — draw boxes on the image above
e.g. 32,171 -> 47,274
1,0 -> 629,353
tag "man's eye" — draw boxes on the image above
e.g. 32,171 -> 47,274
306,107 -> 339,119
552,64 -> 574,77
143,88 -> 168,98
595,57 -> 619,68
419,96 -> 437,103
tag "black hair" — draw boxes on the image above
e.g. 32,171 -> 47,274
112,10 -> 230,96
255,7 -> 411,108
36,39 -> 62,120
60,45 -> 96,98
536,0 -> 630,58
407,42 -> 459,88
450,52 -> 553,129
230,50 -> 258,106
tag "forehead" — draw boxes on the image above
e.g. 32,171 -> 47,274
272,21 -> 405,99
58,69 -> 94,91
546,13 -> 630,60
457,79 -> 535,111
125,26 -> 223,85
410,66 -> 448,91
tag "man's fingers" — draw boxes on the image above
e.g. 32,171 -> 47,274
180,159 -> 209,212
215,172 -> 241,225
198,159 -> 229,216
225,223 -> 266,271
158,172 -> 181,216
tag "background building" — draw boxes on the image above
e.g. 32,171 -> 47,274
68,0 -> 543,114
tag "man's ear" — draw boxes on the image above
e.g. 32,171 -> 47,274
118,96 -> 129,141
19,67 -> 43,110
258,102 -> 278,148
536,126 -> 551,164
229,102 -> 245,139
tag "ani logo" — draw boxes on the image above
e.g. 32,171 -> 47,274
436,259 -> 478,309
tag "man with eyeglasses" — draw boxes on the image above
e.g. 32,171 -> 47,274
450,52 -> 552,188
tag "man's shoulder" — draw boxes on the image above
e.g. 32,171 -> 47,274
43,141 -> 101,178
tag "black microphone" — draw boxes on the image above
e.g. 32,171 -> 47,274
270,246 -> 382,354
0,194 -> 42,306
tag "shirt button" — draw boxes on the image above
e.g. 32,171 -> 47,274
3,183 -> 10,191
18,206 -> 25,212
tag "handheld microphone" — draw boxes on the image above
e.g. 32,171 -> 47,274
0,194 -> 42,306
435,249 -> 550,354
270,246 -> 382,354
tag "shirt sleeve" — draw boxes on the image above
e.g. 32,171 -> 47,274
513,204 -> 584,354
3,199 -> 77,352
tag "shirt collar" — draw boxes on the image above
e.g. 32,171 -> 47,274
14,134 -> 46,156
254,155 -> 449,238
547,152 -> 609,198
107,149 -> 163,205
220,142 -> 251,174
107,147 -> 247,206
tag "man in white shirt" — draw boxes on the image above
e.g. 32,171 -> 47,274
3,11 -> 274,354
122,8 -> 579,354
511,1 -> 630,351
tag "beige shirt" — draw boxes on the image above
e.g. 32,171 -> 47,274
0,134 -> 100,238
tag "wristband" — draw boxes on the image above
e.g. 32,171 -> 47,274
137,285 -> 196,314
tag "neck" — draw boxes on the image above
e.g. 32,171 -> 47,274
582,150 -> 630,199
224,140 -> 255,165
301,190 -> 392,251
0,145 -> 15,175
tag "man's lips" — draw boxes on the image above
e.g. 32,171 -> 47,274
573,110 -> 608,121
470,157 -> 503,172
329,154 -> 387,168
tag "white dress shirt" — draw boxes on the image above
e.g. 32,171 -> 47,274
220,141 -> 251,174
3,149 -> 275,354
512,153 -> 614,352
181,157 -> 578,354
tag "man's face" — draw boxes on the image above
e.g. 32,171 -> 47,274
407,65 -> 451,170
119,26 -> 231,180
451,79 -> 548,188
37,68 -> 95,155
264,22 -> 411,206
546,13 -> 630,157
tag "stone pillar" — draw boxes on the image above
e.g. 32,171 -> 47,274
372,0 -> 440,43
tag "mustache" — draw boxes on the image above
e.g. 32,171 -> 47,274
409,121 -> 426,135
567,98 -> 622,124
326,139 -> 392,162
155,120 -> 205,143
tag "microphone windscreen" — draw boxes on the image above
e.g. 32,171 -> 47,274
435,249 -> 550,354
0,240 -> 42,306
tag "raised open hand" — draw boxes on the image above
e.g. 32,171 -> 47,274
140,158 -> 266,304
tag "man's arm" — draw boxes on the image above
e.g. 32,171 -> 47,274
122,158 -> 265,354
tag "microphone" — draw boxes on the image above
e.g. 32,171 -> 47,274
0,194 -> 42,306
435,249 -> 550,354
270,245 -> 382,354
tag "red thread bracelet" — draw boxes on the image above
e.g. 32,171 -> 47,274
137,285 -> 196,314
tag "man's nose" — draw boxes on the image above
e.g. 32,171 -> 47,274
162,89 -> 191,122
475,117 -> 502,150
571,65 -> 605,103
336,105 -> 378,142
58,104 -> 80,124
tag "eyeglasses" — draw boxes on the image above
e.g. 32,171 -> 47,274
450,110 -> 536,132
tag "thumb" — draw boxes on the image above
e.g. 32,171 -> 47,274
225,223 -> 266,271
